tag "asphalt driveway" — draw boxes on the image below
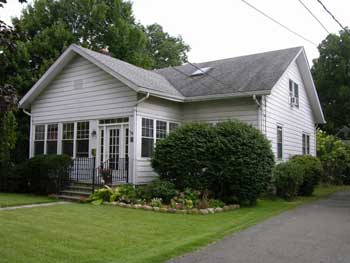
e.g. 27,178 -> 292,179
168,191 -> 350,263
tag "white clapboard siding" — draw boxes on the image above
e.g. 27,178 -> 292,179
135,96 -> 183,184
183,97 -> 259,127
265,60 -> 316,160
31,56 -> 137,124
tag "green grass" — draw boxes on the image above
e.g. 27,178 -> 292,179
0,193 -> 57,208
0,185 -> 348,263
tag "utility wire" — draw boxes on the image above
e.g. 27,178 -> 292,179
240,0 -> 317,46
316,0 -> 349,33
297,0 -> 330,34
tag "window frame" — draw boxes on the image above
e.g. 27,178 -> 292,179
140,117 -> 180,159
141,118 -> 154,158
302,133 -> 310,155
277,125 -> 283,160
62,122 -> 74,157
46,124 -> 58,155
289,79 -> 299,108
34,124 -> 45,156
76,121 -> 90,158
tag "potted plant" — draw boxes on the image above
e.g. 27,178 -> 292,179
100,168 -> 112,185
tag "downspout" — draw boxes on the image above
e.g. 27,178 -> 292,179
132,92 -> 150,185
252,94 -> 262,131
22,109 -> 33,158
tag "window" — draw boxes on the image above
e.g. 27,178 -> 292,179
62,123 -> 74,157
76,122 -> 89,157
302,133 -> 310,155
169,122 -> 179,133
277,126 -> 283,160
156,120 -> 167,140
190,67 -> 212,77
141,118 -> 154,157
289,79 -> 299,107
46,124 -> 58,154
34,125 -> 45,155
99,118 -> 129,124
100,129 -> 104,166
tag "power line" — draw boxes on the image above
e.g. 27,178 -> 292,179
316,0 -> 349,33
240,0 -> 317,46
297,0 -> 330,34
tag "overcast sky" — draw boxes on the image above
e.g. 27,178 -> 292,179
1,0 -> 349,65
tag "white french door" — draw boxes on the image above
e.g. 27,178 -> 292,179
98,125 -> 129,169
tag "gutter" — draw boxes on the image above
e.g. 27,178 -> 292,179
252,94 -> 261,107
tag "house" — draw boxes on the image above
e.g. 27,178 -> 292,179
19,44 -> 325,186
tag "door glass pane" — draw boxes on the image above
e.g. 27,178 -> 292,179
109,129 -> 120,170
100,129 -> 104,166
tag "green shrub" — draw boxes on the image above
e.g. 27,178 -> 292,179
15,154 -> 72,194
273,161 -> 304,200
152,122 -> 216,191
290,155 -> 323,196
150,198 -> 162,207
317,130 -> 349,184
152,120 -> 274,206
212,121 -> 275,205
89,186 -> 114,205
136,179 -> 177,204
208,199 -> 225,208
118,184 -> 137,204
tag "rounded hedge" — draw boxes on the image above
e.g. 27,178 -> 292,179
290,155 -> 323,196
272,161 -> 304,200
152,120 -> 275,205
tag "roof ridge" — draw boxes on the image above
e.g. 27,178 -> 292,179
155,46 -> 303,71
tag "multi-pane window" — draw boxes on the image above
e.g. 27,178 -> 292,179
302,133 -> 310,155
156,120 -> 167,140
277,126 -> 283,160
100,129 -> 104,166
46,124 -> 58,154
34,125 -> 45,155
62,123 -> 74,157
169,122 -> 179,133
76,122 -> 89,157
289,79 -> 299,107
141,118 -> 154,157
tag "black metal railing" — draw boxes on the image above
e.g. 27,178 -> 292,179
57,157 -> 129,193
95,158 -> 129,187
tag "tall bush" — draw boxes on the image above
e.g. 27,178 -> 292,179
15,154 -> 72,194
273,162 -> 304,200
152,120 -> 275,205
317,130 -> 349,184
212,121 -> 275,205
152,122 -> 216,191
290,155 -> 323,196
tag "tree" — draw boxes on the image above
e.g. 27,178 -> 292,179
4,0 -> 189,163
144,23 -> 190,68
312,29 -> 350,135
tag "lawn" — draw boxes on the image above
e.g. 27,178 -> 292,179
0,185 -> 348,263
0,192 -> 57,208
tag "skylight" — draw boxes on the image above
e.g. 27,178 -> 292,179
190,67 -> 212,77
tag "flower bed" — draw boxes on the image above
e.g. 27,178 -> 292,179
88,182 -> 240,215
104,201 -> 240,215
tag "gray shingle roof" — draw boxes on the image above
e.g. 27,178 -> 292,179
155,47 -> 302,98
74,45 -> 184,98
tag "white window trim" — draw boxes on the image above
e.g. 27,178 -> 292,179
277,125 -> 283,161
302,132 -> 310,155
289,79 -> 300,108
140,117 -> 180,160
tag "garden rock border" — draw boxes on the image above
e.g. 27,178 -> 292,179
104,201 -> 240,214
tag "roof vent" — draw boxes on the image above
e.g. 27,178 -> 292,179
190,67 -> 212,77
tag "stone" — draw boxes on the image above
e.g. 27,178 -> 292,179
167,208 -> 176,213
175,209 -> 187,214
207,208 -> 215,214
142,205 -> 153,211
159,208 -> 168,213
233,204 -> 240,209
200,209 -> 209,215
153,207 -> 160,212
215,207 -> 224,213
134,204 -> 142,209
223,206 -> 230,211
190,209 -> 199,214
